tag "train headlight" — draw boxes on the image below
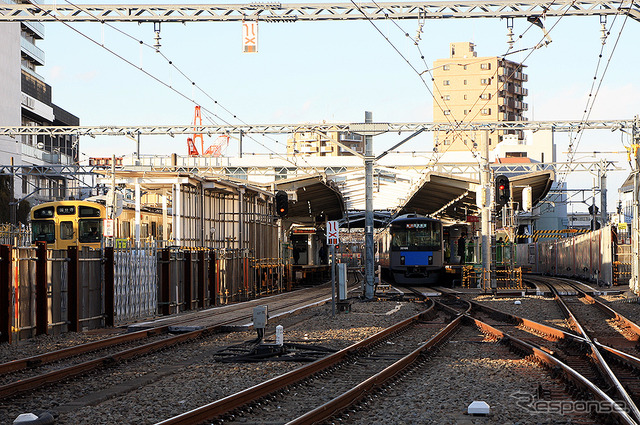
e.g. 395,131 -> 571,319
400,256 -> 405,265
428,255 -> 433,265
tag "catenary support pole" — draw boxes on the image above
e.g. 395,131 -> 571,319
481,131 -> 492,292
364,111 -> 375,300
633,116 -> 640,294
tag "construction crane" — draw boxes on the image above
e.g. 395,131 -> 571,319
187,106 -> 230,157
187,106 -> 204,156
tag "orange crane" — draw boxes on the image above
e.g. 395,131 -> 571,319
187,105 -> 204,156
187,106 -> 230,157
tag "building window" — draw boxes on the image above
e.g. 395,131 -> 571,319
443,64 -> 450,71
481,108 -> 491,115
480,78 -> 491,85
506,152 -> 526,158
481,63 -> 491,70
443,94 -> 451,101
463,94 -> 468,100
443,80 -> 450,86
443,110 -> 451,115
463,65 -> 468,70
463,80 -> 467,85
480,93 -> 491,100
464,110 -> 468,115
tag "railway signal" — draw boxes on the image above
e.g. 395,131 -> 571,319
495,175 -> 510,207
275,190 -> 288,217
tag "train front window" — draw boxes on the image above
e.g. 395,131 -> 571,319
32,220 -> 55,243
391,221 -> 441,251
60,221 -> 74,240
78,206 -> 102,218
78,219 -> 102,243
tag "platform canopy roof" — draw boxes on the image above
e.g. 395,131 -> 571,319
398,170 -> 555,223
266,175 -> 345,225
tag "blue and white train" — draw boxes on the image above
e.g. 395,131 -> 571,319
376,214 -> 444,285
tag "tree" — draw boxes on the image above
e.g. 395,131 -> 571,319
0,174 -> 11,224
0,173 -> 30,225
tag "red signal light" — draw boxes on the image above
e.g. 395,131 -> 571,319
499,184 -> 505,190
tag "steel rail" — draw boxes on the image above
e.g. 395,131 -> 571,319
286,315 -> 463,425
0,326 -> 169,375
154,300 -> 438,425
0,288 -> 315,375
0,325 -> 217,399
466,296 -> 586,342
0,285 -> 346,396
558,277 -> 640,338
470,316 -> 639,425
444,287 -> 640,421
546,278 -> 640,424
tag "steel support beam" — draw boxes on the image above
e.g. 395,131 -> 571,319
1,1 -> 638,22
0,119 -> 636,137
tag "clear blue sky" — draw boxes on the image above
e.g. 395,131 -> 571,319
38,1 -> 640,212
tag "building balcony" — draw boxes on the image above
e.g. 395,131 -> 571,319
299,146 -> 318,154
20,37 -> 45,66
514,86 -> 528,96
22,21 -> 44,39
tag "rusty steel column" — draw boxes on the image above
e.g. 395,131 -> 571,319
208,250 -> 217,307
183,250 -> 192,311
104,247 -> 115,327
197,250 -> 206,309
0,245 -> 12,344
35,241 -> 48,336
67,246 -> 80,332
160,248 -> 171,316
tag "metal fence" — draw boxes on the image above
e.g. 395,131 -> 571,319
0,224 -> 31,247
114,244 -> 158,325
1,242 -> 291,344
1,244 -> 104,343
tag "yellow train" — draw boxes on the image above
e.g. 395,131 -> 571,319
31,200 -> 105,250
30,200 -> 170,249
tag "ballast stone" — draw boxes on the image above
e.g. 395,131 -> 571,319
468,400 -> 491,415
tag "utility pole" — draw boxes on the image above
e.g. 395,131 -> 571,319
364,111 -> 375,300
480,131 -> 492,292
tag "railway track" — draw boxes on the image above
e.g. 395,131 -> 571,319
0,284 -> 347,401
155,299 -> 452,425
155,288 -> 640,425
526,275 -> 640,423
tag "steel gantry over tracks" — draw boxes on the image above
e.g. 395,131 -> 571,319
0,119 -> 637,138
1,0 -> 639,23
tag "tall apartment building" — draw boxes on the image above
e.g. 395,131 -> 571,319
0,0 -> 80,210
432,42 -> 528,151
287,128 -> 364,157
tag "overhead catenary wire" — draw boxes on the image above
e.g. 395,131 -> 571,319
541,10 -> 629,215
43,0 -> 329,181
